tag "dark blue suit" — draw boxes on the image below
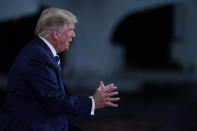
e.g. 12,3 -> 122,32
0,37 -> 92,131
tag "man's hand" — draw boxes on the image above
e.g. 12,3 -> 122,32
93,81 -> 120,109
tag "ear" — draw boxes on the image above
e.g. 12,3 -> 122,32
51,29 -> 59,40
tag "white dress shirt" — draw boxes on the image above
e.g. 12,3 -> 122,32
38,36 -> 95,115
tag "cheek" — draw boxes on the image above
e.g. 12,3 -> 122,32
65,36 -> 70,42
60,32 -> 70,44
60,34 -> 68,43
65,33 -> 70,41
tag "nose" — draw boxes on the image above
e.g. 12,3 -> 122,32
72,31 -> 75,37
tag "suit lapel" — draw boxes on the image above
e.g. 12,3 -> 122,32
60,74 -> 70,97
35,36 -> 70,96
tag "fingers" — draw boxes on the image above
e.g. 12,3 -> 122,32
100,81 -> 115,90
105,97 -> 120,102
104,85 -> 117,93
105,102 -> 118,108
100,81 -> 116,92
105,83 -> 114,88
106,91 -> 118,97
95,81 -> 120,109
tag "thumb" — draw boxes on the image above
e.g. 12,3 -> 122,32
100,81 -> 105,89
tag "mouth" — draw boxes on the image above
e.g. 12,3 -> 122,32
66,42 -> 70,47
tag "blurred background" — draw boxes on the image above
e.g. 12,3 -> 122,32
1,0 -> 197,130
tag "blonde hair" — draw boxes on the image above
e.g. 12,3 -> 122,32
35,7 -> 78,36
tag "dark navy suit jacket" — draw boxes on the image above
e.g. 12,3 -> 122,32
0,37 -> 92,131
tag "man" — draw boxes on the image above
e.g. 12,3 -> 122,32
0,7 -> 119,131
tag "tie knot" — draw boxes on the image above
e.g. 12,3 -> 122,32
55,55 -> 61,71
55,55 -> 60,64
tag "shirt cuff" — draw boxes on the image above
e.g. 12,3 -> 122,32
89,96 -> 95,115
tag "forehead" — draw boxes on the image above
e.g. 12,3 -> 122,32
64,23 -> 75,30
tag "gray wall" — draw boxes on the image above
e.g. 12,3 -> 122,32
0,0 -> 39,21
173,0 -> 197,80
1,0 -> 197,90
64,0 -> 177,76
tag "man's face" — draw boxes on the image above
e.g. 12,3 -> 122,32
56,23 -> 75,52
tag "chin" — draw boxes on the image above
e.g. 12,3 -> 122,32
65,46 -> 69,51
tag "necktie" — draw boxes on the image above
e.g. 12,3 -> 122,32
55,55 -> 69,96
55,55 -> 61,71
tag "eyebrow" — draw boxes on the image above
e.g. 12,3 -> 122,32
70,27 -> 75,30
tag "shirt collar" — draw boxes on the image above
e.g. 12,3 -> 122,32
38,36 -> 57,57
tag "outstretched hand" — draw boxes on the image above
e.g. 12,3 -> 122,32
93,81 -> 120,109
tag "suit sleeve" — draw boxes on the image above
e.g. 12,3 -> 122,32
25,57 -> 92,117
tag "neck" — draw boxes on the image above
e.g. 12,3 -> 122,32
43,35 -> 59,53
